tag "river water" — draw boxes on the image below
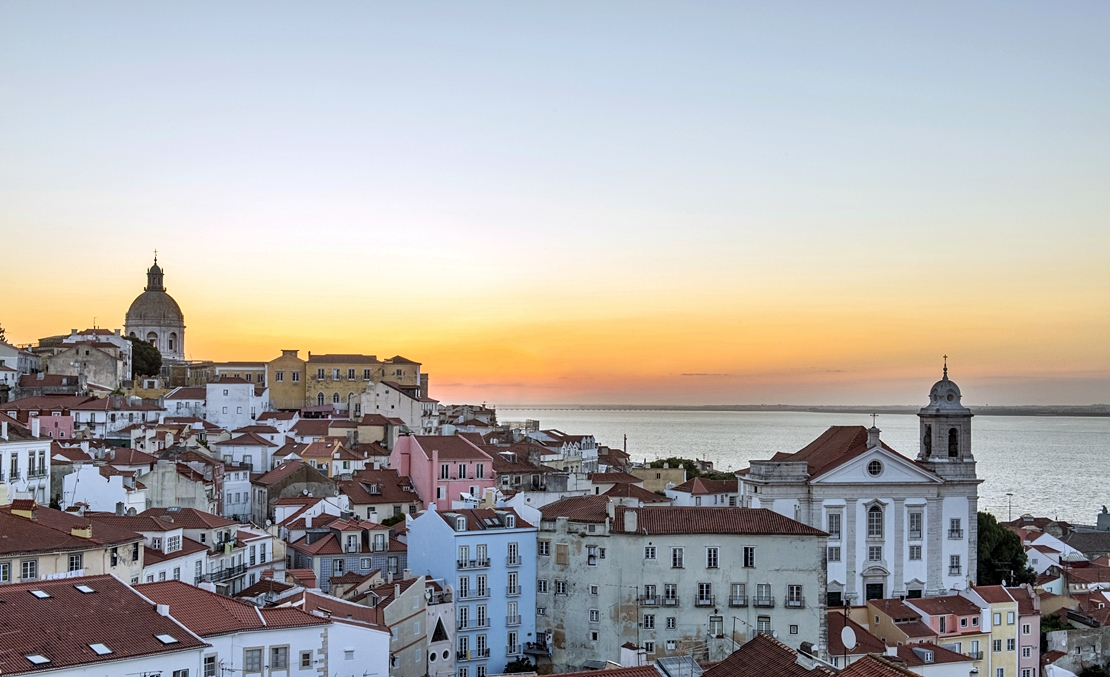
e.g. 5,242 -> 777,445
499,408 -> 1110,524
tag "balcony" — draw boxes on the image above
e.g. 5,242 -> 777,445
8,471 -> 20,481
457,619 -> 469,630
457,590 -> 473,600
474,619 -> 490,629
506,645 -> 522,657
639,596 -> 659,607
753,597 -> 775,608
429,590 -> 453,605
506,615 -> 521,626
728,596 -> 748,608
662,597 -> 679,607
785,597 -> 805,609
457,559 -> 491,570
949,566 -> 962,576
506,556 -> 521,567
506,585 -> 521,596
27,468 -> 48,479
909,530 -> 922,540
967,651 -> 983,660
524,641 -> 551,656
695,595 -> 715,608
474,588 -> 490,599
949,529 -> 964,540
201,563 -> 247,583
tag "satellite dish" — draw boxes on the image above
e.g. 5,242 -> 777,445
771,630 -> 778,639
840,626 -> 857,651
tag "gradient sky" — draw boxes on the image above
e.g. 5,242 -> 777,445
2,2 -> 1108,405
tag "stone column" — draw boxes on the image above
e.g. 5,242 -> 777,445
845,498 -> 858,602
893,498 -> 905,597
967,489 -> 979,587
927,496 -> 943,595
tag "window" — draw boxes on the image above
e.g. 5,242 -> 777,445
333,559 -> 344,574
21,559 -> 37,580
537,579 -> 548,593
644,641 -> 655,654
0,562 -> 11,582
347,368 -> 356,380
363,368 -> 372,379
173,671 -> 189,677
205,655 -> 218,676
591,585 -> 599,595
790,624 -> 799,634
345,650 -> 354,660
590,630 -> 598,641
709,615 -> 723,636
1007,638 -> 1015,651
644,546 -> 656,560
292,371 -> 299,382
173,567 -> 181,580
272,647 -> 289,669
556,544 -> 569,565
1007,611 -> 1015,624
590,609 -> 600,622
827,513 -> 841,540
1022,623 -> 1031,635
828,546 -> 841,562
757,616 -> 771,633
332,392 -> 340,404
757,583 -> 771,605
950,555 -> 961,575
706,547 -> 719,569
555,580 -> 566,595
697,582 -> 712,605
950,518 -> 963,539
867,506 -> 883,537
867,460 -> 883,476
993,639 -> 1002,652
743,546 -> 755,568
671,547 -> 684,568
1022,646 -> 1032,658
909,545 -> 922,560
68,553 -> 83,571
245,648 -> 263,673
317,393 -> 325,406
868,546 -> 882,561
995,670 -> 1004,677
787,585 -> 803,607
276,370 -> 284,382
909,511 -> 923,538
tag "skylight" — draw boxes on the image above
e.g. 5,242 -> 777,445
74,585 -> 95,594
25,655 -> 50,665
29,590 -> 51,599
154,634 -> 179,645
89,643 -> 113,655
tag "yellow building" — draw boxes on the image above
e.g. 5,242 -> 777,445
631,464 -> 686,492
266,349 -> 307,410
305,353 -> 423,410
0,501 -> 145,585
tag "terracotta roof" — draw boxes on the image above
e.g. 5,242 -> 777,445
539,495 -> 612,523
232,425 -> 280,434
140,580 -> 326,636
215,432 -> 279,447
604,483 -> 673,504
109,448 -> 159,465
387,355 -> 420,365
358,414 -> 394,426
258,411 -> 297,421
827,611 -> 886,655
291,419 -> 331,437
234,578 -> 296,599
280,589 -> 384,628
0,504 -> 142,556
555,667 -> 660,677
670,477 -> 739,495
142,507 -> 236,530
768,425 -> 928,478
1,395 -> 95,411
839,655 -> 920,677
17,374 -> 82,388
412,435 -> 490,461
588,471 -> 641,484
210,375 -> 251,385
894,643 -> 971,666
1006,586 -> 1038,615
0,574 -> 208,675
308,354 -> 379,364
868,598 -> 923,623
974,585 -> 1016,605
436,507 -> 534,531
702,632 -> 834,677
906,595 -> 982,617
253,460 -> 314,485
614,506 -> 826,536
339,470 -> 420,505
164,386 -> 206,400
142,537 -> 209,565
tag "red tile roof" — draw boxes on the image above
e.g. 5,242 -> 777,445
0,504 -> 142,557
614,506 -> 826,536
702,633 -> 834,677
604,483 -> 673,504
769,425 -> 927,478
555,667 -> 661,677
588,471 -> 641,484
142,537 -> 209,566
164,386 -> 206,400
436,507 -> 534,531
839,655 -> 920,677
339,470 -> 421,505
142,507 -> 236,530
974,585 -> 1016,604
412,435 -> 490,461
827,611 -> 886,655
307,354 -> 379,364
905,595 -> 982,617
894,643 -> 972,666
0,574 -> 208,675
1007,586 -> 1039,615
140,580 -> 326,636
215,432 -> 279,447
670,477 -> 739,495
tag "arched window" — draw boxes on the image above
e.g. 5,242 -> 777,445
128,332 -> 136,338
146,331 -> 158,346
332,392 -> 341,404
923,425 -> 932,456
317,392 -> 325,406
948,428 -> 959,457
168,332 -> 177,351
867,506 -> 883,538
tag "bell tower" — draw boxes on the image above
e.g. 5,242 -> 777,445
917,358 -> 975,479
145,252 -> 165,292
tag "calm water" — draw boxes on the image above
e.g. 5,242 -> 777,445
500,408 -> 1110,524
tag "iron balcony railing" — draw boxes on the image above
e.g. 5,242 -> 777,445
506,645 -> 522,657
695,595 -> 715,607
506,585 -> 521,596
662,596 -> 679,607
506,556 -> 521,567
786,597 -> 805,609
639,596 -> 659,606
949,529 -> 964,539
729,596 -> 748,607
457,559 -> 491,570
524,642 -> 551,656
506,615 -> 521,626
753,596 -> 775,608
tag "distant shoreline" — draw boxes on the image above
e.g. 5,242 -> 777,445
495,404 -> 1110,417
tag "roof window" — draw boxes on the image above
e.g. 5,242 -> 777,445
89,643 -> 113,655
74,584 -> 95,594
154,634 -> 179,645
29,590 -> 51,599
26,655 -> 50,665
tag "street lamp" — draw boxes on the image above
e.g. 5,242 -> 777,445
1006,492 -> 1014,522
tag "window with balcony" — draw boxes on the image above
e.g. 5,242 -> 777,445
949,518 -> 963,539
827,513 -> 841,540
787,585 -> 804,608
868,506 -> 883,538
949,554 -> 962,576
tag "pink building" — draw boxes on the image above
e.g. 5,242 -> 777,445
390,435 -> 496,507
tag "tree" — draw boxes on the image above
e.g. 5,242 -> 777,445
504,658 -> 535,674
1041,612 -> 1070,652
380,514 -> 406,527
977,511 -> 1036,586
0,323 -> 6,342
648,457 -> 735,480
127,336 -> 162,377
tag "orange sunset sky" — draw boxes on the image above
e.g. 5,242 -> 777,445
2,3 -> 1108,406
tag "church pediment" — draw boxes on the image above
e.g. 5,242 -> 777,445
810,447 -> 942,485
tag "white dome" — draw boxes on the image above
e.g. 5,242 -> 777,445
924,364 -> 971,413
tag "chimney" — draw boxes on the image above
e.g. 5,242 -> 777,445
885,646 -> 898,657
1,420 -> 7,440
394,583 -> 401,600
37,372 -> 44,380
867,426 -> 881,448
623,508 -> 637,533
71,525 -> 93,538
30,417 -> 40,438
156,603 -> 170,616
305,515 -> 312,528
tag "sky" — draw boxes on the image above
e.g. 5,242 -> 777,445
2,2 -> 1108,406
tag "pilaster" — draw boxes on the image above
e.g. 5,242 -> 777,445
892,498 -> 905,597
845,498 -> 858,602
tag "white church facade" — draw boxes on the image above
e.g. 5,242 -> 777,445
740,368 -> 980,603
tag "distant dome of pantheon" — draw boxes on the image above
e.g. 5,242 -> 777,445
124,255 -> 186,362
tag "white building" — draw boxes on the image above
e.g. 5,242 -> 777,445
163,386 -> 206,417
741,369 -> 980,603
665,477 -> 741,507
358,381 -> 426,431
535,496 -> 828,671
213,432 -> 279,473
0,414 -> 50,504
223,466 -> 254,522
205,376 -> 270,432
0,340 -> 41,375
273,587 -> 393,677
70,395 -> 164,439
62,463 -> 147,515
